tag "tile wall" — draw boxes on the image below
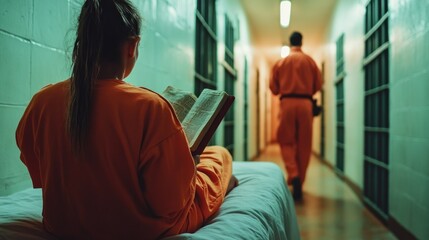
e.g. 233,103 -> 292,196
389,0 -> 429,238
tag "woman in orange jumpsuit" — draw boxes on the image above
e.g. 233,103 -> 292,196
270,31 -> 322,200
15,0 -> 236,239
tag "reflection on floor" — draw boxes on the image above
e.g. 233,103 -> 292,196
252,144 -> 397,240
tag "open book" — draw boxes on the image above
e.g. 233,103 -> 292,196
161,86 -> 235,155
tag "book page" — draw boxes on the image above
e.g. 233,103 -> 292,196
181,89 -> 228,151
161,86 -> 197,122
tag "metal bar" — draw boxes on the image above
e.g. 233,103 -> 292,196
364,126 -> 389,133
364,84 -> 388,96
364,156 -> 389,169
365,12 -> 389,39
196,11 -> 217,42
195,72 -> 216,87
363,42 -> 389,66
221,60 -> 237,77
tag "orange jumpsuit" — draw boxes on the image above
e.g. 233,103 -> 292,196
16,79 -> 233,239
269,47 -> 322,185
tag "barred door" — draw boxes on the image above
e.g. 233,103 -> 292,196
195,0 -> 217,93
223,15 -> 236,156
335,34 -> 345,173
195,0 -> 217,146
243,58 -> 249,161
363,0 -> 390,219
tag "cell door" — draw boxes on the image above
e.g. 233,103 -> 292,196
363,0 -> 390,219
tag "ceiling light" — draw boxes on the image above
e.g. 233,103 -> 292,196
280,0 -> 291,28
281,45 -> 290,58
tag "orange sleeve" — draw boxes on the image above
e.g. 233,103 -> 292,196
193,146 -> 232,218
140,131 -> 233,237
269,60 -> 281,95
136,91 -> 232,232
16,95 -> 42,188
177,146 -> 233,234
139,128 -> 196,219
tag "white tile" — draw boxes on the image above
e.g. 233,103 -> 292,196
411,205 -> 429,240
153,32 -> 169,72
0,105 -> 34,196
390,137 -> 405,165
407,110 -> 427,140
0,174 -> 32,196
139,28 -> 156,69
408,172 -> 429,209
0,105 -> 25,168
134,0 -> 156,28
0,32 -> 31,104
389,191 -> 413,229
33,0 -> 69,49
406,75 -> 428,109
154,0 -> 171,38
389,163 -> 411,197
171,48 -> 193,86
0,0 -> 32,38
407,140 -> 429,173
30,43 -> 70,95
66,0 -> 81,48
391,110 -> 409,137
389,1 -> 429,238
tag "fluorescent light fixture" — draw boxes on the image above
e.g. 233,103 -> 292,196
281,45 -> 290,58
280,0 -> 291,28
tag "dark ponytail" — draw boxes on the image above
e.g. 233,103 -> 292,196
68,0 -> 141,153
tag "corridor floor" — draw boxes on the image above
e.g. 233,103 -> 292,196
252,144 -> 397,240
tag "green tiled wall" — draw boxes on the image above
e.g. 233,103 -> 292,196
389,0 -> 429,238
0,33 -> 31,104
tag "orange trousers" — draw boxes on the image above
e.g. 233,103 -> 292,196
277,98 -> 313,185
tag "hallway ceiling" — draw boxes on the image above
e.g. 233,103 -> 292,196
240,0 -> 337,65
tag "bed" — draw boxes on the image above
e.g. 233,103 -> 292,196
0,162 -> 300,240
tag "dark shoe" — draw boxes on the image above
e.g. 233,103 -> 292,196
291,177 -> 302,200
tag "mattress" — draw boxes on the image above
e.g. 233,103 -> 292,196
0,162 -> 300,240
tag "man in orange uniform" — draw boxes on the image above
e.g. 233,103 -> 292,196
269,31 -> 322,200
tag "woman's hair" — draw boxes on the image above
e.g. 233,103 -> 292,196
68,0 -> 141,153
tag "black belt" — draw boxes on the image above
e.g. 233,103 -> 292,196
280,94 -> 312,100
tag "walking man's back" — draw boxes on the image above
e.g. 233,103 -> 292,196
269,31 -> 322,200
